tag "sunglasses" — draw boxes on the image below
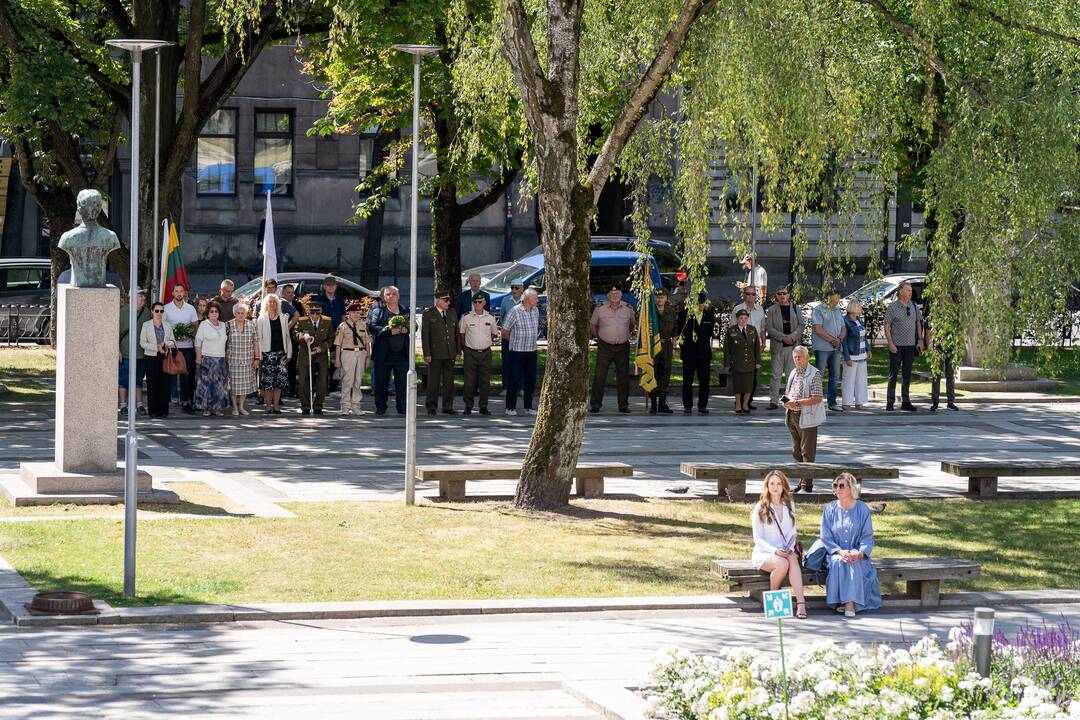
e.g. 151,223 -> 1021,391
153,309 -> 163,314
906,306 -> 911,316
832,482 -> 849,489
777,292 -> 788,296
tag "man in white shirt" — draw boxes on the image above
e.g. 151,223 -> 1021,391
162,283 -> 199,413
735,253 -> 768,300
458,294 -> 500,415
730,286 -> 766,409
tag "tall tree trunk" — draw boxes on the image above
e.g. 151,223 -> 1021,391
514,178 -> 594,509
431,181 -> 462,296
360,132 -> 393,290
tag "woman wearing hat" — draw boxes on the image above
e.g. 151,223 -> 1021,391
335,300 -> 371,415
724,307 -> 761,414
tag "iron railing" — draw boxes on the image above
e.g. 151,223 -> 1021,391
1,304 -> 50,345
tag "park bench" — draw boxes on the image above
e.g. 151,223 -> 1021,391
941,460 -> 1080,498
711,557 -> 981,608
680,462 -> 899,501
415,462 -> 634,500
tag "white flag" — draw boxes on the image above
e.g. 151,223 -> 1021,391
261,190 -> 277,283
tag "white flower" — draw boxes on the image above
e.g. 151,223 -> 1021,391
706,707 -> 729,720
814,678 -> 840,697
960,679 -> 976,691
940,685 -> 955,702
790,690 -> 817,714
914,676 -> 929,688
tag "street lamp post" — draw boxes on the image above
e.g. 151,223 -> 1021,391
106,39 -> 175,598
392,44 -> 440,506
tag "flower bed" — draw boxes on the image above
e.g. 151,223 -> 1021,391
644,622 -> 1080,719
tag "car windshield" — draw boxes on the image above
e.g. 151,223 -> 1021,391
234,278 -> 264,298
484,260 -> 541,293
850,279 -> 898,303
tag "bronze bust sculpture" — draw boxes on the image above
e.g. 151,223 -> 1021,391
58,190 -> 121,288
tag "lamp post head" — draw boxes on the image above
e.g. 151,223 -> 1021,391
392,44 -> 441,58
106,39 -> 175,59
973,607 -> 995,636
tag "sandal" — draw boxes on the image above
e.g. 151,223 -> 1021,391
796,602 -> 807,620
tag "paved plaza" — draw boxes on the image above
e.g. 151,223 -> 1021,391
1,603 -> 1078,719
1,396 -> 1079,507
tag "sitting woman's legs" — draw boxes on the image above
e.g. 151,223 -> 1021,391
759,555 -> 790,590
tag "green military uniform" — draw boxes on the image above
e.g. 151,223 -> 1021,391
292,309 -> 334,413
421,294 -> 460,414
649,290 -> 678,414
724,320 -> 761,395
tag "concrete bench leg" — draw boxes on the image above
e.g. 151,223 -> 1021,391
575,476 -> 605,498
716,479 -> 746,502
907,579 -> 941,607
439,479 -> 467,501
968,476 -> 998,498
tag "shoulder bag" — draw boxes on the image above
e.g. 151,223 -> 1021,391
162,348 -> 187,375
765,504 -> 804,566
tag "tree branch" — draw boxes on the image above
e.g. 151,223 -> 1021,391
587,0 -> 718,202
93,112 -> 126,190
12,136 -> 43,199
958,1 -> 1080,48
499,0 -> 547,134
456,161 -> 522,221
850,0 -> 990,109
45,119 -> 90,189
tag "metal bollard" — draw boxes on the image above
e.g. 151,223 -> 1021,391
973,607 -> 995,677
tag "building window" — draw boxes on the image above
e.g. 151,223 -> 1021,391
196,109 -> 237,195
254,111 -> 293,196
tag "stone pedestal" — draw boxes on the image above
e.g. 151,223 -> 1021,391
4,286 -> 177,507
954,364 -> 1060,393
55,285 -> 120,472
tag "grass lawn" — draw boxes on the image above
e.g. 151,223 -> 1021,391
0,346 -> 56,402
1,498 -> 1076,607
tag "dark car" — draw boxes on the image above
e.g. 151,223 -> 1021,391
0,258 -> 51,343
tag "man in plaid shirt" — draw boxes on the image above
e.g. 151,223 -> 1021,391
500,289 -> 541,416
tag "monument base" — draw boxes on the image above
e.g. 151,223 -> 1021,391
4,463 -> 178,507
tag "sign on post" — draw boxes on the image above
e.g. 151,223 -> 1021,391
763,589 -> 793,720
763,589 -> 793,619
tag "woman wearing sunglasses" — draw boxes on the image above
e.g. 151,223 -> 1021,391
821,472 -> 881,618
751,470 -> 808,619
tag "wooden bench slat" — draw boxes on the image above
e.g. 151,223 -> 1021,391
941,461 -> 1080,477
681,462 -> 899,480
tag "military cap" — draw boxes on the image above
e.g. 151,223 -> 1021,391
471,293 -> 487,302
434,289 -> 453,300
653,287 -> 668,297
323,275 -> 337,284
735,308 -> 750,317
697,291 -> 709,303
605,284 -> 622,293
305,299 -> 323,311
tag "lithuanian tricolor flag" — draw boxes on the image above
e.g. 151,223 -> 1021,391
158,219 -> 189,302
635,270 -> 662,392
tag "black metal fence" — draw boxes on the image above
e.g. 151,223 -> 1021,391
1,304 -> 50,345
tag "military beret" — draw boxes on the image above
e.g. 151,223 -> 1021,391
346,300 -> 364,312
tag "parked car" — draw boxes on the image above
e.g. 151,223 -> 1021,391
463,236 -> 685,290
233,272 -> 380,309
0,258 -> 51,343
482,249 -> 667,325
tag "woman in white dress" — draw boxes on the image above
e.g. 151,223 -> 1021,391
751,470 -> 807,619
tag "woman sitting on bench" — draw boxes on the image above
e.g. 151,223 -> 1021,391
751,470 -> 807,619
822,472 -> 881,618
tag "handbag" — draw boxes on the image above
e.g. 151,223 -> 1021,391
162,348 -> 187,375
802,538 -> 829,574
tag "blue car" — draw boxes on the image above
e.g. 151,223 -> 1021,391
482,249 -> 665,321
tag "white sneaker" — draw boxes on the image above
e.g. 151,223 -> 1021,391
505,408 -> 518,416
524,409 -> 537,416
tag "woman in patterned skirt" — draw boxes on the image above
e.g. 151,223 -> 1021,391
226,301 -> 260,416
256,293 -> 293,414
193,302 -> 230,416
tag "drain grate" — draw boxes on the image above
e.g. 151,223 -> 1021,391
25,591 -> 99,616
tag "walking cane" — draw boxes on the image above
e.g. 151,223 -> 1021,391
306,339 -> 314,413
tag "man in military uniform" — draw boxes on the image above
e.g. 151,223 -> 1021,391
421,290 -> 460,415
649,287 -> 678,415
458,293 -> 500,415
293,299 -> 334,415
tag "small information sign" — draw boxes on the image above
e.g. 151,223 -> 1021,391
763,589 -> 793,619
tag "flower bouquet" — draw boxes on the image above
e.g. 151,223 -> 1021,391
172,322 -> 196,340
388,314 -> 409,330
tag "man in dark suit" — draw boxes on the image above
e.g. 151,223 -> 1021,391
678,292 -> 716,414
421,290 -> 460,415
455,273 -> 491,320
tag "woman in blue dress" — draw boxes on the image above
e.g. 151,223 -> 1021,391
821,472 -> 881,617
